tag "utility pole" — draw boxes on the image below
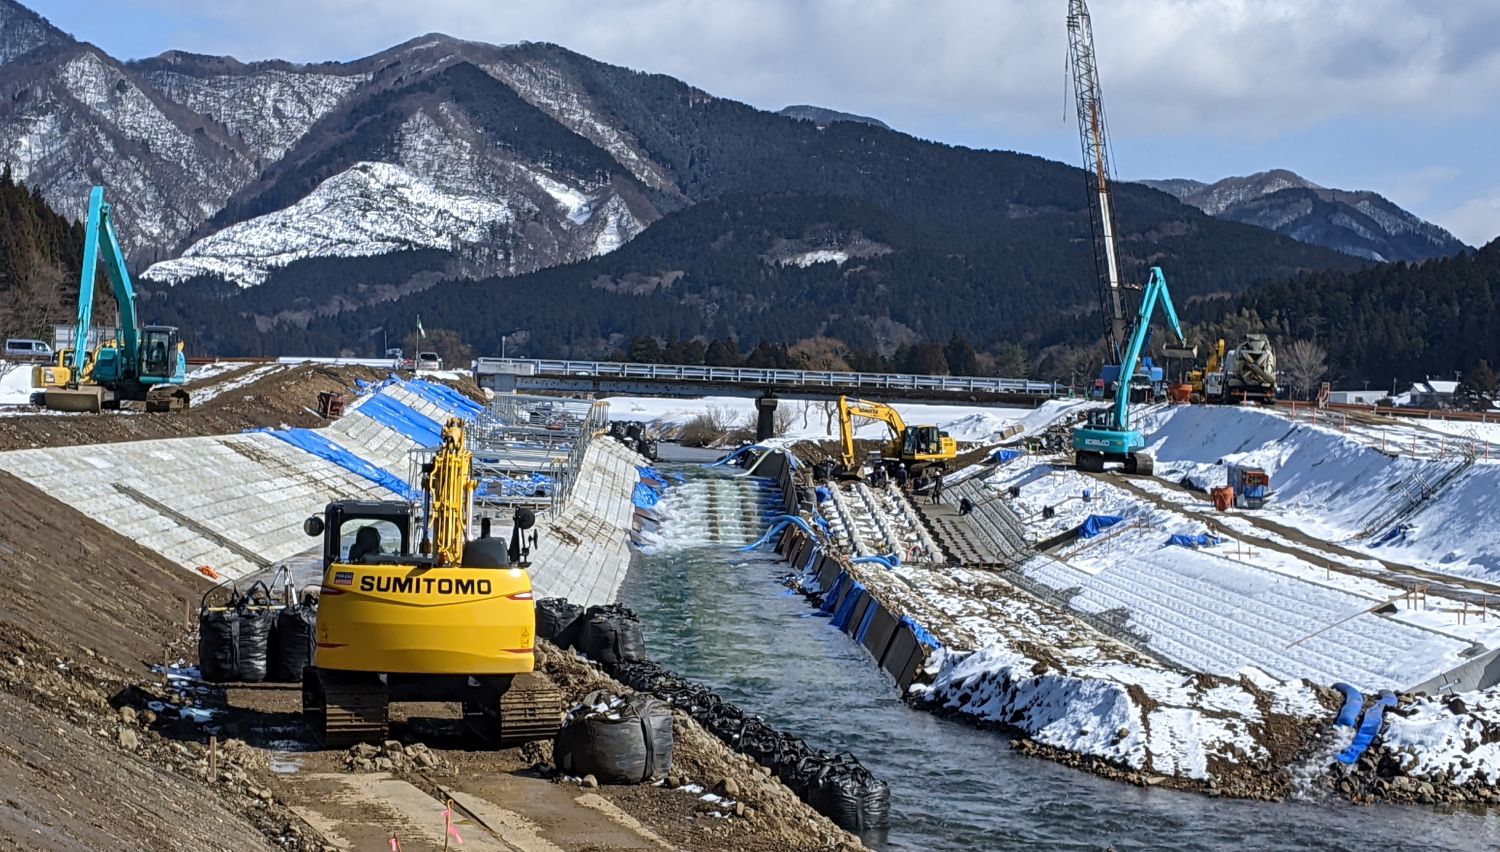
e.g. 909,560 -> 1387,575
502,335 -> 507,359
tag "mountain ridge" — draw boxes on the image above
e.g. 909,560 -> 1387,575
1141,169 -> 1466,263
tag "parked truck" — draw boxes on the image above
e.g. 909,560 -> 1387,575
1221,333 -> 1277,404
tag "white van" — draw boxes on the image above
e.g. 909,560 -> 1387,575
5,339 -> 53,362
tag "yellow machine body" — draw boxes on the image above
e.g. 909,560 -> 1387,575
838,395 -> 958,471
315,562 -> 536,675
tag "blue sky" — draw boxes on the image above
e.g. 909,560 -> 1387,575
27,0 -> 1500,246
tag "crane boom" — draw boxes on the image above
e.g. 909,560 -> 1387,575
1067,0 -> 1128,360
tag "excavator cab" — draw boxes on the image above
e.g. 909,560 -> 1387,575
307,501 -> 417,569
902,425 -> 945,458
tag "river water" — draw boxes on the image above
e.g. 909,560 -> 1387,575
618,459 -> 1500,851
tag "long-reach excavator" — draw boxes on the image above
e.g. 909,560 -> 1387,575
838,395 -> 957,474
1066,2 -> 1194,400
36,186 -> 189,412
301,417 -> 562,747
1073,267 -> 1186,475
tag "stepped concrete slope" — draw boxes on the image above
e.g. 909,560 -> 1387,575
0,377 -> 641,604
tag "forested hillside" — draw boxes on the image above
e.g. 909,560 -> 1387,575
0,167 -> 84,340
1226,240 -> 1499,387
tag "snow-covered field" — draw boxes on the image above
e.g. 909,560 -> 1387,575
601,395 -> 1090,444
0,364 -> 35,406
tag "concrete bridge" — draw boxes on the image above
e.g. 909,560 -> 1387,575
474,358 -> 1064,405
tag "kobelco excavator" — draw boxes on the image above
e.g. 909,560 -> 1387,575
837,395 -> 957,475
301,417 -> 562,747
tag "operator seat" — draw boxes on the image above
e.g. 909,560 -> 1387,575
348,526 -> 384,563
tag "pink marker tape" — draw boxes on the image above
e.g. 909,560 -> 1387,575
443,808 -> 464,845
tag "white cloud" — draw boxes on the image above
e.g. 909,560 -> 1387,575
1436,187 -> 1500,248
140,0 -> 1500,145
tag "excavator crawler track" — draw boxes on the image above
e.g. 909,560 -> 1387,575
464,672 -> 563,747
303,667 -> 389,748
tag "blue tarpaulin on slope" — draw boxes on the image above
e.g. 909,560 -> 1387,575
357,394 -> 445,446
900,615 -> 943,651
402,377 -> 483,420
1078,514 -> 1125,538
815,485 -> 833,503
262,429 -> 414,499
632,483 -> 661,509
637,466 -> 669,488
1167,533 -> 1223,548
992,449 -> 1021,464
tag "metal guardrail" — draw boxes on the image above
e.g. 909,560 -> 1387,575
473,357 -> 1060,396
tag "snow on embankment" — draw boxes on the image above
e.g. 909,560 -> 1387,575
1140,405 -> 1500,579
0,364 -> 34,405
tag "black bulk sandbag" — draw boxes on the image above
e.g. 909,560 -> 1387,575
577,604 -> 646,666
639,439 -> 659,461
812,460 -> 837,483
535,597 -> 585,648
554,692 -> 674,784
268,594 -> 318,682
805,757 -> 891,831
197,582 -> 277,683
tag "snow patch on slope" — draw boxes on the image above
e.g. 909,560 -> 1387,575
142,162 -> 513,287
781,249 -> 849,268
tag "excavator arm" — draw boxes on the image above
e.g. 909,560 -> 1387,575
837,396 -> 908,469
67,186 -> 141,382
1110,267 -> 1186,432
425,418 -> 477,566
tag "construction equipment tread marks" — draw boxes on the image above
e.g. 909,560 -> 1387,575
303,667 -> 390,747
463,672 -> 563,747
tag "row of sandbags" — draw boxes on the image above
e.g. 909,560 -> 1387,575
536,599 -> 646,666
612,658 -> 890,831
553,690 -> 674,784
607,421 -> 659,461
537,596 -> 888,831
197,581 -> 317,684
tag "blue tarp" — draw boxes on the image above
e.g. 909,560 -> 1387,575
1167,533 -> 1223,549
1078,514 -> 1125,538
815,485 -> 833,503
830,581 -> 867,631
1333,683 -> 1364,728
992,448 -> 1021,464
357,394 -> 445,446
632,483 -> 661,509
813,514 -> 831,535
852,554 -> 900,570
1337,690 -> 1398,765
262,429 -> 414,499
401,377 -> 484,420
854,602 -> 879,643
637,466 -> 669,488
818,573 -> 848,615
900,615 -> 943,651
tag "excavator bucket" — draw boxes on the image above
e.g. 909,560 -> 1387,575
44,386 -> 104,413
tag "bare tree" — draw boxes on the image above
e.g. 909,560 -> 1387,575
1280,339 -> 1328,400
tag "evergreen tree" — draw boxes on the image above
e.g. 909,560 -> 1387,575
944,333 -> 979,376
704,337 -> 741,366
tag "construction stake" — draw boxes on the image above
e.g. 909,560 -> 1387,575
209,735 -> 218,781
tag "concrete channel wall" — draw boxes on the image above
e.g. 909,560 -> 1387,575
0,379 -> 640,606
755,448 -> 936,691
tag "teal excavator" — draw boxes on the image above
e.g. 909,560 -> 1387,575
38,186 -> 189,412
1072,267 -> 1185,475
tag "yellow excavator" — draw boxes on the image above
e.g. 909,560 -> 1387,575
1187,339 -> 1226,403
838,395 -> 958,475
301,417 -> 562,747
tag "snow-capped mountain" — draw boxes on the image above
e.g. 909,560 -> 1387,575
1141,170 -> 1467,263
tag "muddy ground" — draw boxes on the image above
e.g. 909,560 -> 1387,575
0,363 -> 486,453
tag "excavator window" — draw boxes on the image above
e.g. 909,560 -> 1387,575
141,328 -> 171,376
341,520 -> 403,563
